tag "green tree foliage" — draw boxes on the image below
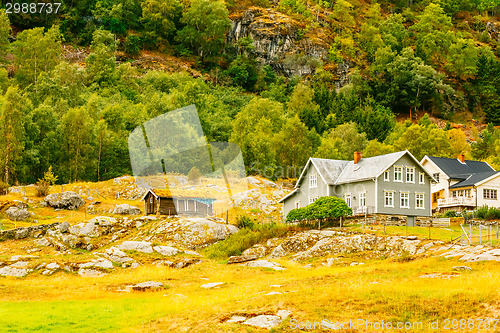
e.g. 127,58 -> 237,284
13,26 -> 62,90
176,0 -> 231,58
355,96 -> 396,141
141,0 -> 183,48
0,86 -> 32,184
86,29 -> 118,85
230,97 -> 284,173
286,196 -> 352,222
286,83 -> 323,133
275,115 -> 316,169
412,3 -> 456,65
0,10 -> 11,62
317,122 -> 368,160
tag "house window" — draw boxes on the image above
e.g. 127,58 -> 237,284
295,201 -> 300,209
433,173 -> 440,182
465,189 -> 471,198
384,191 -> 394,207
406,167 -> 415,183
484,189 -> 498,200
345,194 -> 352,208
419,173 -> 425,184
359,192 -> 366,207
384,170 -> 390,181
309,196 -> 319,204
309,174 -> 317,188
394,167 -> 403,182
400,192 -> 410,208
416,193 -> 425,209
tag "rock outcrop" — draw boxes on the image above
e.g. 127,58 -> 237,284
149,218 -> 239,249
112,204 -> 141,215
44,192 -> 85,210
5,206 -> 30,221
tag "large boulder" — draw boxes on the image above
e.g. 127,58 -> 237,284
117,241 -> 154,253
112,204 -> 141,215
5,207 -> 30,221
44,191 -> 85,210
149,218 -> 238,249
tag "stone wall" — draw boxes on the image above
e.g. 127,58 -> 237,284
0,223 -> 60,241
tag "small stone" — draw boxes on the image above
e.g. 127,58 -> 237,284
406,236 -> 418,240
453,266 -> 473,271
128,281 -> 163,291
265,291 -> 282,295
201,282 -> 225,289
153,246 -> 180,256
276,310 -> 291,320
228,254 -> 258,264
46,263 -> 60,270
117,241 -> 153,253
243,315 -> 283,329
78,269 -> 105,277
244,260 -> 285,271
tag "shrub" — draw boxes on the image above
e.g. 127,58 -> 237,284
286,196 -> 352,223
476,205 -> 489,219
444,210 -> 458,218
236,215 -> 255,229
204,223 -> 290,260
35,180 -> 50,197
486,207 -> 500,220
0,181 -> 9,195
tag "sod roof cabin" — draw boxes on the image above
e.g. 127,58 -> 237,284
141,188 -> 216,216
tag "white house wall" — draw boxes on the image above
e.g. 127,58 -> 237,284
477,175 -> 500,208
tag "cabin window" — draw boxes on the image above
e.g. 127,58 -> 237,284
400,192 -> 410,208
419,173 -> 425,184
150,197 -> 153,203
406,167 -> 415,183
416,193 -> 425,209
384,191 -> 394,207
384,170 -> 390,181
484,189 -> 498,200
359,192 -> 366,207
309,174 -> 317,188
394,167 -> 403,182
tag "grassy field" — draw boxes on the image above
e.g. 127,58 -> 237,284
1,254 -> 500,332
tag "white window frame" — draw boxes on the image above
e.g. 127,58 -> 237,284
345,194 -> 352,208
433,173 -> 440,182
359,192 -> 366,207
400,192 -> 410,209
419,172 -> 425,184
394,166 -> 403,182
309,196 -> 319,204
406,167 -> 415,183
415,193 -> 425,209
309,174 -> 317,188
384,170 -> 390,182
384,191 -> 394,208
484,189 -> 498,200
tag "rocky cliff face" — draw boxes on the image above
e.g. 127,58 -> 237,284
227,7 -> 352,88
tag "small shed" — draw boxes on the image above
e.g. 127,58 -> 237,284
141,189 -> 215,216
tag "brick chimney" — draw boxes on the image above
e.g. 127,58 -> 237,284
458,154 -> 465,163
354,151 -> 362,164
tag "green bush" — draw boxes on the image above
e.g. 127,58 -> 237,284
486,207 -> 500,220
236,215 -> 255,229
476,205 -> 489,219
286,196 -> 352,223
204,223 -> 289,260
444,210 -> 458,218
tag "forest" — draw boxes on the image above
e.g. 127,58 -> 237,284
1,0 -> 500,186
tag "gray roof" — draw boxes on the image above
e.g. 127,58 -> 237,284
303,151 -> 418,186
310,158 -> 349,185
449,171 -> 500,189
426,156 -> 494,180
335,151 -> 407,184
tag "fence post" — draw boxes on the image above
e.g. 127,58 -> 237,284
490,224 -> 493,247
497,222 -> 499,240
450,229 -> 453,242
383,221 -> 386,235
470,224 -> 472,244
340,216 -> 342,229
428,224 -> 431,240
480,224 -> 482,245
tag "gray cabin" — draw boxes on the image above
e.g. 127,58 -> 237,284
280,150 -> 434,226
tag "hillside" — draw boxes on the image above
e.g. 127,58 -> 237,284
2,1 -> 500,187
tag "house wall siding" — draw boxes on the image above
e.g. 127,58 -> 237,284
477,175 -> 500,208
283,162 -> 329,218
329,180 -> 376,210
376,154 -> 432,217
